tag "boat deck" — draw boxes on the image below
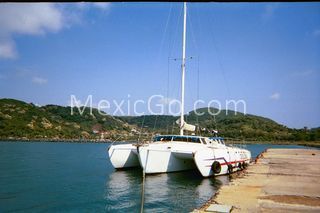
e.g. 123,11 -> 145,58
195,148 -> 320,212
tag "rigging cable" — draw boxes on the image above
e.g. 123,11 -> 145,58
188,6 -> 199,54
188,6 -> 201,135
197,56 -> 201,135
166,57 -> 170,134
137,115 -> 146,143
158,3 -> 173,62
206,7 -> 231,99
166,5 -> 183,135
195,4 -> 229,135
150,3 -> 173,139
169,4 -> 183,58
151,115 -> 158,141
140,169 -> 146,213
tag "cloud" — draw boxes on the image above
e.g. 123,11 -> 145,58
32,76 -> 48,85
0,38 -> 17,59
74,2 -> 111,11
270,92 -> 280,100
313,29 -> 320,37
92,3 -> 111,10
15,67 -> 32,78
6,67 -> 48,85
292,70 -> 314,77
261,4 -> 279,21
0,4 -> 63,35
0,3 -> 111,60
0,3 -> 63,59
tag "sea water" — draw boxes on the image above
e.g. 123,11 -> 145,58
0,142 -> 310,212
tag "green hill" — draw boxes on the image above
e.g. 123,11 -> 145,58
0,98 -> 319,142
0,98 -> 131,140
117,108 -> 320,142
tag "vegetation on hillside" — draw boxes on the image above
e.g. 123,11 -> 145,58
118,108 -> 320,142
0,98 -> 319,142
0,98 -> 132,140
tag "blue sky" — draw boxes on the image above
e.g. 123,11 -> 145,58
0,2 -> 319,129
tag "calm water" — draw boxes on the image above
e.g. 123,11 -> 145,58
0,142 -> 311,212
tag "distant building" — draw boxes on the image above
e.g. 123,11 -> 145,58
131,128 -> 140,134
92,124 -> 102,134
100,131 -> 110,139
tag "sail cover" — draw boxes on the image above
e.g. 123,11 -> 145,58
175,119 -> 196,132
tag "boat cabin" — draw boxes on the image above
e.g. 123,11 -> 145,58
209,137 -> 225,145
153,135 -> 222,145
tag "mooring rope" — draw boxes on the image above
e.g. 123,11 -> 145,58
138,115 -> 146,143
107,135 -> 123,150
140,170 -> 146,213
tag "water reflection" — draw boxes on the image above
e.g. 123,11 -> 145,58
104,169 -> 142,212
104,169 -> 229,212
196,175 -> 229,202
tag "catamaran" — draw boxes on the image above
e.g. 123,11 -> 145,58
108,2 -> 251,177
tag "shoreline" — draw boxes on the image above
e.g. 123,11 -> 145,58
0,138 -> 319,147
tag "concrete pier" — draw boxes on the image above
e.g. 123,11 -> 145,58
197,148 -> 320,212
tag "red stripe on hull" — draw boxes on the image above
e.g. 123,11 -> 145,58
205,159 -> 249,167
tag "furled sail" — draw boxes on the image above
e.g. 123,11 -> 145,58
175,118 -> 196,132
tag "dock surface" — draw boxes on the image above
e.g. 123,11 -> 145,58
200,148 -> 320,212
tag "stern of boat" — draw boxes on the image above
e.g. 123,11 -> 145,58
108,143 -> 140,169
137,143 -> 196,174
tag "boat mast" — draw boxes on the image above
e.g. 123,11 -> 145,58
180,2 -> 187,136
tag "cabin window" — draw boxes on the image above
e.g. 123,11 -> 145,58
172,136 -> 201,143
153,135 -> 202,143
200,138 -> 207,144
153,136 -> 173,142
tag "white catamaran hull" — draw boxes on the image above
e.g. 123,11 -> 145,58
108,144 -> 140,169
138,142 -> 251,177
194,147 -> 251,177
138,143 -> 198,174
